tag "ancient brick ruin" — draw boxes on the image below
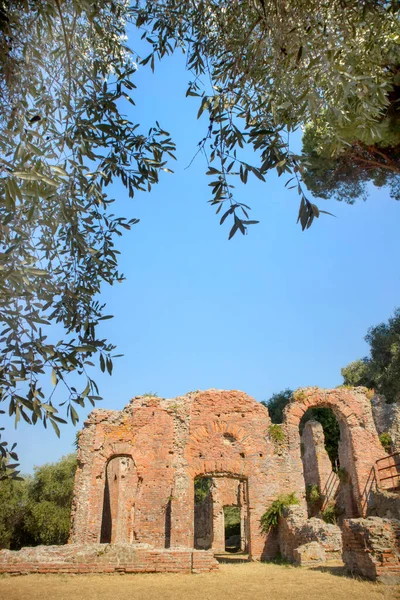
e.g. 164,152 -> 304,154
1,387 -> 400,580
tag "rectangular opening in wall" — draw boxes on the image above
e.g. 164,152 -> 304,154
194,476 -> 213,550
224,505 -> 241,553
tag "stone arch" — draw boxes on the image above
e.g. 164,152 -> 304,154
283,387 -> 386,515
100,454 -> 138,543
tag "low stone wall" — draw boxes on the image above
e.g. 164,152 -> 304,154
0,544 -> 219,575
342,517 -> 400,584
278,506 -> 342,562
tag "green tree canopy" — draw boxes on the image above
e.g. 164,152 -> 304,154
301,80 -> 400,204
261,389 -> 293,424
0,453 -> 77,549
0,0 -> 175,475
138,0 -> 400,229
0,469 -> 29,549
1,1 -> 399,473
341,308 -> 400,402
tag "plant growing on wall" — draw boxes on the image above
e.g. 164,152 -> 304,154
260,493 -> 299,533
306,484 -> 321,506
379,432 -> 393,454
268,424 -> 285,445
320,502 -> 339,525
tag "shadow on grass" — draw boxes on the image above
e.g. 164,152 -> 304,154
309,564 -> 350,579
214,553 -> 251,564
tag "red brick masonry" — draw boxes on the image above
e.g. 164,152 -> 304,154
342,518 -> 400,584
0,388 -> 396,579
0,544 -> 219,574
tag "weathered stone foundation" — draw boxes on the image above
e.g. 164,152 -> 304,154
0,545 -> 218,574
342,517 -> 400,584
278,505 -> 342,562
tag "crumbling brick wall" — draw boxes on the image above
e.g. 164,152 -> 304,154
342,517 -> 400,584
70,387 -> 385,560
0,544 -> 218,574
371,395 -> 400,451
284,388 -> 386,517
1,386 -> 387,576
70,389 -> 303,560
278,505 -> 342,561
367,489 -> 400,520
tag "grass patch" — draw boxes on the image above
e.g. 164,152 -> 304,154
0,562 -> 397,600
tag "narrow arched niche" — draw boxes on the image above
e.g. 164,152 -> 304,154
100,455 -> 137,543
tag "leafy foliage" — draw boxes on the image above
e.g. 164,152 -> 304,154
194,476 -> 212,505
306,484 -> 321,506
341,308 -> 400,402
341,359 -> 375,389
320,502 -> 338,525
136,0 -> 400,234
224,505 -> 241,545
0,470 -> 29,549
0,453 -> 77,549
260,493 -> 299,533
262,389 -> 293,424
0,0 -> 175,471
301,72 -> 400,205
379,432 -> 393,454
268,424 -> 285,445
224,505 -> 241,528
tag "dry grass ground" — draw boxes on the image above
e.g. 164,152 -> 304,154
1,562 -> 400,600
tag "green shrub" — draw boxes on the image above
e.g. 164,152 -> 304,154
320,503 -> 338,524
306,484 -> 321,505
292,390 -> 306,402
0,453 -> 77,549
260,493 -> 299,533
268,424 -> 285,445
379,432 -> 393,453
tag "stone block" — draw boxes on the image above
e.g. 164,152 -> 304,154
293,542 -> 326,566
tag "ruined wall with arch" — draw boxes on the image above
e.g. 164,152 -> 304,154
69,387 -> 385,560
284,387 -> 386,516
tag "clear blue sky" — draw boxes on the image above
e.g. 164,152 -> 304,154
4,46 -> 400,474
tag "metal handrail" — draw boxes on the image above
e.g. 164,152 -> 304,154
375,451 -> 400,492
376,451 -> 400,464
